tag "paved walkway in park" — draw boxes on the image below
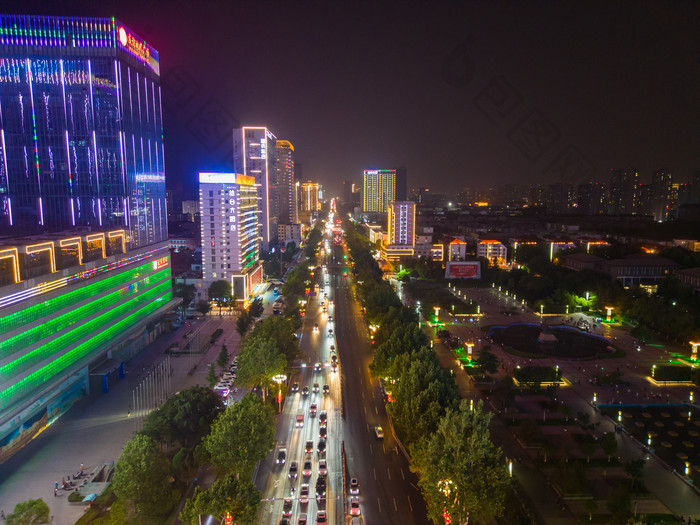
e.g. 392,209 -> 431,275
0,314 -> 242,524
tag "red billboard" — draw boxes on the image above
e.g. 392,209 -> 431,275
445,261 -> 481,279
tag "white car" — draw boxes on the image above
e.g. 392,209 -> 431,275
374,426 -> 384,439
318,459 -> 327,477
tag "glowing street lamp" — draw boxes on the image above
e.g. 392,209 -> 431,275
593,392 -> 597,403
540,304 -> 544,315
508,460 -> 513,477
465,342 -> 474,358
434,307 -> 440,322
691,342 -> 699,362
605,306 -> 613,322
617,410 -> 622,422
647,432 -> 652,446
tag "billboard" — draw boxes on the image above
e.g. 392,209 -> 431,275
445,261 -> 481,279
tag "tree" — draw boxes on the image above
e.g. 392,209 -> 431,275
204,393 -> 275,477
602,432 -> 618,462
140,386 -> 223,449
606,484 -> 631,524
476,348 -> 499,374
5,499 -> 52,525
217,344 -> 229,370
235,336 -> 286,401
208,280 -> 233,314
248,316 -> 299,364
195,300 -> 211,315
180,473 -> 260,525
623,459 -> 645,492
248,296 -> 264,319
410,400 -> 509,524
112,434 -> 176,516
236,310 -> 252,337
174,283 -> 196,313
207,363 -> 217,388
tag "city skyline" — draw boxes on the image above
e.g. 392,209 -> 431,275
1,1 -> 696,199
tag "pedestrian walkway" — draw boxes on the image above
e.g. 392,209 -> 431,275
0,314 -> 241,524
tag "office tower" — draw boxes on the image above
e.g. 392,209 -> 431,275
299,181 -> 319,223
198,173 -> 261,302
363,169 -> 397,213
233,127 -> 277,250
0,15 -> 175,463
608,168 -> 639,215
651,169 -> 673,221
385,201 -> 416,257
0,15 -> 166,247
275,140 -> 297,225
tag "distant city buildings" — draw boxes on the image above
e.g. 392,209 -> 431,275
198,173 -> 261,302
0,15 -> 176,463
299,182 -> 320,223
477,240 -> 507,265
382,200 -> 416,260
363,168 -> 407,213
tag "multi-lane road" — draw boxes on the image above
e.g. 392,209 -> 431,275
256,226 -> 429,524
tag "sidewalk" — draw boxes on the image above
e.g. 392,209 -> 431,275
0,314 -> 241,524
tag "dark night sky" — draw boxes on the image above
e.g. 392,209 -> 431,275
12,1 -> 700,198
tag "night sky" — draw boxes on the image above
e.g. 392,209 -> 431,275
10,1 -> 700,198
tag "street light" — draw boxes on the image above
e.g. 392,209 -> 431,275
605,306 -> 613,322
690,342 -> 699,363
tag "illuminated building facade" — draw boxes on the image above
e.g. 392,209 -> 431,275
0,235 -> 175,463
477,240 -> 507,265
363,169 -> 398,213
233,127 -> 277,250
275,140 -> 298,226
199,173 -> 261,303
383,200 -> 415,260
299,181 -> 319,223
0,15 -> 166,249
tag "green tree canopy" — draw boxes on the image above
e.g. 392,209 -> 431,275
112,434 -> 176,516
141,386 -> 223,448
208,280 -> 232,301
248,316 -> 299,364
370,322 -> 428,379
411,400 -> 509,524
204,393 -> 276,477
180,473 -> 260,525
236,310 -> 252,337
5,499 -> 52,525
248,296 -> 264,318
235,336 -> 286,400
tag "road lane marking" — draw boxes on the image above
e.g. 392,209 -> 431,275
393,498 -> 398,511
363,406 -> 367,415
387,468 -> 391,480
374,406 -> 378,415
407,496 -> 413,512
369,443 -> 373,455
401,468 -> 405,480
373,467 -> 377,480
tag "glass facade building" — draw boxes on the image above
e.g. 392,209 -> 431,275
0,15 -> 166,248
363,169 -> 396,213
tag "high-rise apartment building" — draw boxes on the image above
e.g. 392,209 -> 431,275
0,15 -> 167,247
0,15 -> 175,463
363,169 -> 397,213
275,140 -> 297,226
233,127 -> 277,250
198,173 -> 261,302
651,169 -> 673,221
383,200 -> 416,260
608,168 -> 639,215
545,183 -> 575,215
576,182 -> 607,215
299,181 -> 320,223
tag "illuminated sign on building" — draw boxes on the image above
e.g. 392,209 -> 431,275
152,257 -> 169,270
116,24 -> 160,75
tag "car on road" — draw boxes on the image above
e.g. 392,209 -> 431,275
300,484 -> 309,504
291,382 -> 299,393
374,426 -> 384,439
318,459 -> 327,477
283,498 -> 293,517
323,292 -> 328,298
313,324 -> 319,333
329,299 -> 334,306
322,306 -> 327,313
328,328 -> 333,336
314,363 -> 322,373
327,316 -> 333,322
319,426 -> 327,439
288,461 -> 298,479
320,301 -> 324,306
331,362 -> 337,373
317,438 -> 326,455
296,413 -> 304,427
303,459 -> 312,477
280,520 -> 290,525
276,449 -> 287,464
350,497 -> 361,516
302,386 -> 309,397
349,478 -> 360,495
319,411 -> 327,424
315,477 -> 326,498
298,514 -> 307,525
305,441 -> 314,454
316,511 -> 326,524
330,344 -> 335,351
312,382 -> 320,393
310,403 -> 317,416
322,384 -> 330,395
330,355 -> 337,365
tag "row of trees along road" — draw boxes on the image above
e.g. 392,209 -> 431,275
344,219 -> 509,523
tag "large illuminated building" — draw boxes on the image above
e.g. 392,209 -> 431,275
363,168 -> 407,213
198,173 -> 261,303
0,15 -> 175,464
275,140 -> 298,226
299,181 -> 320,224
382,200 -> 415,260
233,127 -> 277,250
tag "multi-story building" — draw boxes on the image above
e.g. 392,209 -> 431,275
383,201 -> 415,260
651,169 -> 673,221
275,140 -> 297,226
0,15 -> 167,247
363,169 -> 397,213
0,15 -> 175,463
278,223 -> 302,246
545,183 -> 575,215
233,127 -> 277,250
576,182 -> 607,215
198,173 -> 261,303
608,168 -> 639,215
299,181 -> 320,224
182,200 -> 200,221
477,240 -> 507,265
